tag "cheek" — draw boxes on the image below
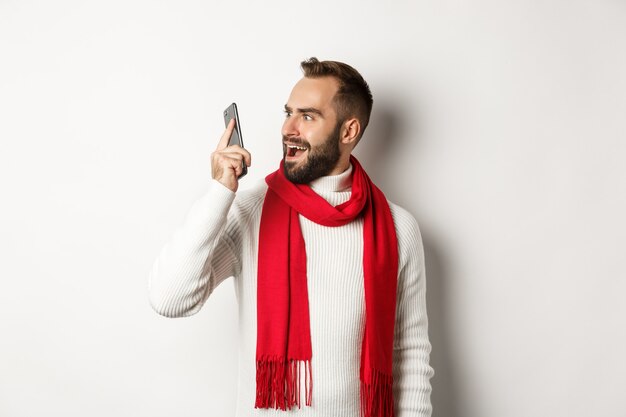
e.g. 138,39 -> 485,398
302,125 -> 325,146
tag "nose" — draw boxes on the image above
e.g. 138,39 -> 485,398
281,115 -> 299,138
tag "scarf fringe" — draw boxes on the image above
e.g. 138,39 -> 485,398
255,357 -> 312,410
360,369 -> 394,417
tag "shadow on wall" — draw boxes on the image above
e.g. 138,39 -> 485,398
355,98 -> 460,417
423,233 -> 461,417
353,102 -> 403,188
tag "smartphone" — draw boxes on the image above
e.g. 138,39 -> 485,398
223,102 -> 247,178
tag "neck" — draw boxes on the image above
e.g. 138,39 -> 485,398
326,153 -> 352,176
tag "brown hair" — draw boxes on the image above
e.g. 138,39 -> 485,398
300,57 -> 373,139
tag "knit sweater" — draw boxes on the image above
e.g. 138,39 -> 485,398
148,165 -> 434,417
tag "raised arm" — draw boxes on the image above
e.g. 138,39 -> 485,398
148,119 -> 251,317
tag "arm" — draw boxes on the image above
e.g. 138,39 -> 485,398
392,211 -> 435,417
148,180 -> 240,317
148,119 -> 251,318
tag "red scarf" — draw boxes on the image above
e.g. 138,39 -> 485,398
255,156 -> 399,417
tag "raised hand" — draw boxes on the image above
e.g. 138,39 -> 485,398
210,118 -> 251,192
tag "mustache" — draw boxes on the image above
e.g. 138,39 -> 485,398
282,136 -> 310,149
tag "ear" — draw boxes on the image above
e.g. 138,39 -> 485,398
340,118 -> 361,146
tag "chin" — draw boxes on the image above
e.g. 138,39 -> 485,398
283,161 -> 311,184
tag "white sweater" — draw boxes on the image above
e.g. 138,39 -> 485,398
148,165 -> 434,416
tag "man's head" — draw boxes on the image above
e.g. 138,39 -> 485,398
282,57 -> 373,184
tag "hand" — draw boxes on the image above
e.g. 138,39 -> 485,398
211,118 -> 251,192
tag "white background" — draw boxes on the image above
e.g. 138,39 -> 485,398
1,1 -> 625,416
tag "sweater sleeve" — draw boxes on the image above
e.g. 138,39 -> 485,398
392,208 -> 435,417
148,179 -> 241,318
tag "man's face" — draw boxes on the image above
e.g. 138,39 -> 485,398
282,76 -> 343,184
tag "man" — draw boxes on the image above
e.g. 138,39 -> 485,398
148,58 -> 434,417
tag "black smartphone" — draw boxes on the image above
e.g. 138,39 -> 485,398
223,102 -> 247,178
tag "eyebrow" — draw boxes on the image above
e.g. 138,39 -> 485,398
284,104 -> 324,117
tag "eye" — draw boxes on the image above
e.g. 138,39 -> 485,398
303,114 -> 313,121
283,110 -> 292,118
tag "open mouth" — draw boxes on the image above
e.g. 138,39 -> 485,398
285,144 -> 308,159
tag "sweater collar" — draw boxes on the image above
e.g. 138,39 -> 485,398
309,164 -> 353,193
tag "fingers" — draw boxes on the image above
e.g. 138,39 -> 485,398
211,148 -> 250,192
234,146 -> 252,168
211,150 -> 244,170
216,119 -> 251,166
217,118 -> 236,150
217,154 -> 246,175
212,119 -> 251,192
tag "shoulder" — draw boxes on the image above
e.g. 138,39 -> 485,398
387,200 -> 425,264
388,201 -> 422,243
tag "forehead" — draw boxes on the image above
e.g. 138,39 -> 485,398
287,76 -> 339,112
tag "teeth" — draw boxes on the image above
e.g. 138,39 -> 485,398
287,145 -> 307,150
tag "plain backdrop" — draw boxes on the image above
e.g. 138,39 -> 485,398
1,1 -> 625,416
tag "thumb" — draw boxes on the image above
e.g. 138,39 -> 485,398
217,118 -> 236,150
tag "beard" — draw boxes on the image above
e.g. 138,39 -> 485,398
282,122 -> 342,184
